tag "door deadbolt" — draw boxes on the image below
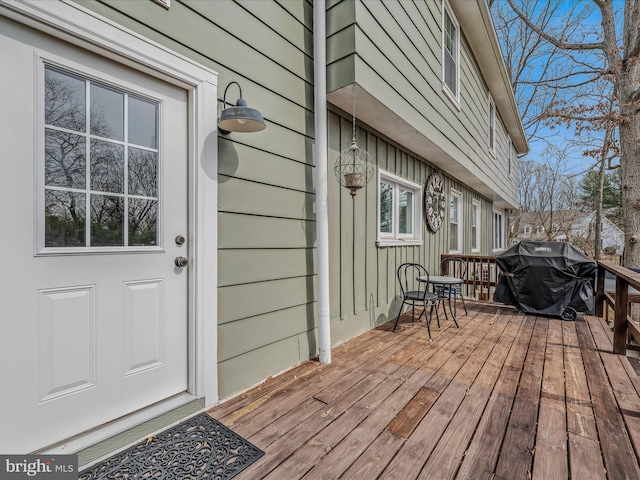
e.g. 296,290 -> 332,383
175,235 -> 186,246
175,256 -> 189,268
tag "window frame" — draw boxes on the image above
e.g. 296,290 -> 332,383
493,209 -> 505,251
488,93 -> 496,154
442,1 -> 460,108
471,199 -> 480,252
449,189 -> 462,253
37,58 -> 166,255
508,138 -> 513,176
377,169 -> 423,247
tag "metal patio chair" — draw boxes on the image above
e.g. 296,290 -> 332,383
393,263 -> 440,340
439,257 -> 468,315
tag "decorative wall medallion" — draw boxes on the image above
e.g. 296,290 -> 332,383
425,173 -> 446,232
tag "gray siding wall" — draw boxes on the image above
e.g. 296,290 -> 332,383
76,0 -> 515,401
328,109 -> 496,343
77,0 -> 317,399
326,0 -> 518,208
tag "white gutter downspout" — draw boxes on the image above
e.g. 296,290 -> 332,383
314,0 -> 331,364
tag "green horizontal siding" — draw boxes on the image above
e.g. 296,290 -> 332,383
76,0 -> 318,399
219,275 -> 316,324
218,303 -> 316,362
218,248 -> 315,286
218,140 -> 314,192
327,0 -> 518,207
218,177 -> 315,220
219,213 -> 315,249
218,335 -> 301,396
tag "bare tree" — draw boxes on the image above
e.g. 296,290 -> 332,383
513,145 -> 578,243
491,0 -> 600,147
500,0 -> 640,268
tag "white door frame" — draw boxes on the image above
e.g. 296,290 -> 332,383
1,0 -> 219,414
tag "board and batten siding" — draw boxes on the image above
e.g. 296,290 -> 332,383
326,0 -> 518,209
76,0 -> 318,399
328,110 -> 496,343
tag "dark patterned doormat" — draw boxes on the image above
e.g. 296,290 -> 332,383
79,413 -> 263,480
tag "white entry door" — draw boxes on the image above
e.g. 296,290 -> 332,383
0,17 -> 189,452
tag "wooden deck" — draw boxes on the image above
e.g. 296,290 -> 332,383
207,301 -> 640,480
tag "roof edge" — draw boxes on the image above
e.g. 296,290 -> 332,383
451,0 -> 529,155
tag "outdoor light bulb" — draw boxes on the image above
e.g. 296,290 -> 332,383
237,119 -> 247,125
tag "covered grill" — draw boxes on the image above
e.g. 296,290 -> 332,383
494,241 -> 597,320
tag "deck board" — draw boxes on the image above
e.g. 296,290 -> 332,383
532,318 -> 568,480
494,316 -> 548,480
205,301 -> 640,480
575,317 -> 640,479
381,311 -> 511,479
454,314 -> 534,480
418,313 -> 522,480
563,319 -> 606,480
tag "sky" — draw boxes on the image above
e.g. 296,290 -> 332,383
491,0 -> 626,179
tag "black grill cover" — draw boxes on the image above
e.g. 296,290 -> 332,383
494,241 -> 597,316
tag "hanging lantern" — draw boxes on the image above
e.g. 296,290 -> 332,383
334,84 -> 374,198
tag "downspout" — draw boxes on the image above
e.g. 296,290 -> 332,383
314,0 -> 331,364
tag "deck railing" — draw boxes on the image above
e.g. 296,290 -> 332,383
440,255 -> 640,355
595,260 -> 640,354
440,254 -> 500,301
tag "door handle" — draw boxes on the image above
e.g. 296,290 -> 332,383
175,256 -> 189,268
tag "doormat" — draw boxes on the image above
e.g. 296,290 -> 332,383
79,413 -> 264,480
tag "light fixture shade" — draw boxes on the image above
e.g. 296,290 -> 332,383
218,98 -> 266,134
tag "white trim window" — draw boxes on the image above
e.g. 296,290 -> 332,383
508,138 -> 513,176
493,209 -> 505,251
442,1 -> 460,105
378,170 -> 423,246
524,225 -> 532,235
471,199 -> 480,252
449,189 -> 462,252
488,94 -> 496,153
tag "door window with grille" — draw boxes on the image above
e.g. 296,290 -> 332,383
43,65 -> 159,250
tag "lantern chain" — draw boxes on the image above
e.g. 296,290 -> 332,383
352,83 -> 356,142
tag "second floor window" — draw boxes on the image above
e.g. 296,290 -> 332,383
443,3 -> 459,101
489,95 -> 496,152
509,138 -> 513,175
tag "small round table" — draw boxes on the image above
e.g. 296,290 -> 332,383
418,275 -> 463,327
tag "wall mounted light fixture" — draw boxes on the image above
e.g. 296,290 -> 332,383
218,81 -> 266,134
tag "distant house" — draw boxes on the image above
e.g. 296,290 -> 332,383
511,210 -> 624,255
0,0 -> 527,460
569,211 -> 624,255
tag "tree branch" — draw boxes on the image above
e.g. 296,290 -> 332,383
506,0 -> 604,51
